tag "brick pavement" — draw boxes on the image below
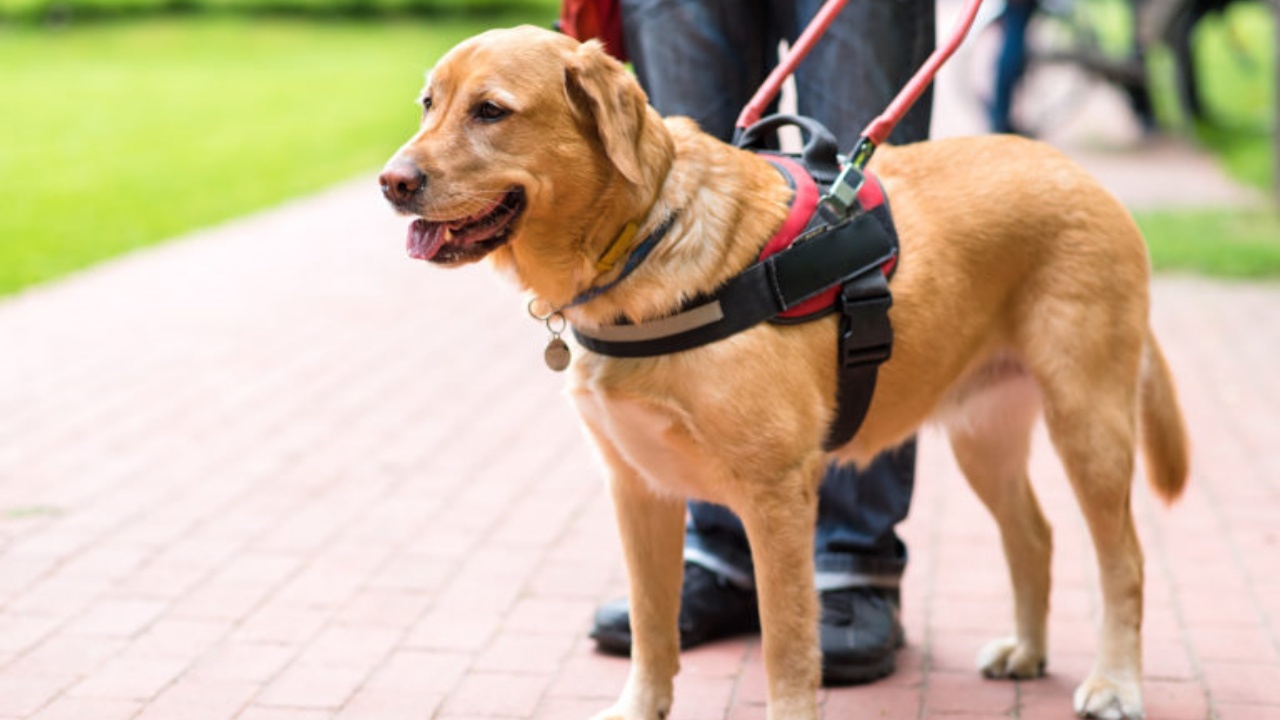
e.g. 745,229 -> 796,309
3,175 -> 1279,719
2,15 -> 1278,720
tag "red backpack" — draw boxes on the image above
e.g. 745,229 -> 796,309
558,0 -> 628,61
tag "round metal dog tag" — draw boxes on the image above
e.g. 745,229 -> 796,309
544,337 -> 571,372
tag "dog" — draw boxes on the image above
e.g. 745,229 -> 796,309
379,25 -> 1189,720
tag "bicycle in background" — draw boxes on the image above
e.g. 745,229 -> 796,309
964,0 -> 1275,137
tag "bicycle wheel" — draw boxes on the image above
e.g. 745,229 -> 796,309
1011,0 -> 1108,136
960,0 -> 1102,137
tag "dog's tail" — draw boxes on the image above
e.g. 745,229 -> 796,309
1138,328 -> 1190,503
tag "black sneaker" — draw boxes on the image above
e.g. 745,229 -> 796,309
819,586 -> 904,686
590,562 -> 760,656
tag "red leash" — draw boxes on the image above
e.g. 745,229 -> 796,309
735,0 -> 987,167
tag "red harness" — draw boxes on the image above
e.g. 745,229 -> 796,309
760,155 -> 896,320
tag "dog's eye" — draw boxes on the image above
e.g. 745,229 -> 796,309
420,96 -> 433,114
473,101 -> 511,123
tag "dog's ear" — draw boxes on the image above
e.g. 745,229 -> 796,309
564,39 -> 648,186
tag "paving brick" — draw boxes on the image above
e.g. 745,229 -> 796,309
503,597 -> 598,636
921,671 -> 1017,716
1140,679 -> 1209,720
28,697 -> 142,720
545,649 -> 629,701
405,607 -> 503,653
1200,662 -> 1280,706
66,651 -> 190,701
440,672 -> 550,717
7,635 -> 128,678
133,679 -> 258,720
255,662 -> 371,710
296,624 -> 401,668
235,707 -> 332,720
668,674 -> 735,720
335,687 -> 443,719
474,632 -> 578,675
65,597 -> 169,638
533,696 -> 611,720
1215,703 -> 1280,720
190,642 -> 298,684
0,614 -> 62,655
0,674 -> 75,717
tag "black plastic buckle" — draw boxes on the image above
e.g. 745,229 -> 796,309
838,280 -> 893,368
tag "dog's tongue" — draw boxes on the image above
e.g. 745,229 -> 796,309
407,218 -> 446,261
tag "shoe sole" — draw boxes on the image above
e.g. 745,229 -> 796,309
822,651 -> 896,686
590,629 -> 633,657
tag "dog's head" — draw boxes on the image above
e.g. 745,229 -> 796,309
379,25 -> 672,286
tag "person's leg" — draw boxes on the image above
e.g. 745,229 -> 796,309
991,0 -> 1036,133
788,0 -> 936,148
812,443 -> 916,589
620,0 -> 773,138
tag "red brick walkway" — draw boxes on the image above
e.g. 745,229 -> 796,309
1,14 -> 1277,717
1,174 -> 1277,719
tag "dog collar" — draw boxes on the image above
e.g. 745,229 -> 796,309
561,212 -> 680,311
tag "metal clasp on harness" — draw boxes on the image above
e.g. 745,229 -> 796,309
819,162 -> 865,224
819,136 -> 878,222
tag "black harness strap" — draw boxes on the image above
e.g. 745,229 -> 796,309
571,210 -> 896,359
826,268 -> 893,451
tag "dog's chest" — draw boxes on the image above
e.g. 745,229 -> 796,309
570,380 -> 735,504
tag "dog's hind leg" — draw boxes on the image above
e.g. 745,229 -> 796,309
1031,316 -> 1147,720
735,451 -> 827,720
588,430 -> 686,720
944,370 -> 1052,680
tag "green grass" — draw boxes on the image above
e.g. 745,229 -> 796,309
1138,208 -> 1280,278
0,13 -> 554,295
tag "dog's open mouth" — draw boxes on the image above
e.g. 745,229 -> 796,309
407,188 -> 526,265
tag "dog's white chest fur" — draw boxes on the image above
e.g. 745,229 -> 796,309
571,384 -> 735,504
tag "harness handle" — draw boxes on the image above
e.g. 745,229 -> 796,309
733,114 -> 843,183
734,0 -> 987,167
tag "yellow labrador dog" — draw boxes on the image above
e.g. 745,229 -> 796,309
379,25 -> 1188,720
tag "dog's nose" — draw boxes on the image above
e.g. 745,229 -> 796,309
379,162 -> 426,205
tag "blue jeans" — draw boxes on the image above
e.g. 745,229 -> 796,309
619,0 -> 932,591
990,0 -> 1035,133
620,0 -> 935,149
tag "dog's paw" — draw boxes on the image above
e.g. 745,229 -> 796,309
588,698 -> 670,720
976,636 -> 1046,679
1073,672 -> 1144,720
588,707 -> 665,720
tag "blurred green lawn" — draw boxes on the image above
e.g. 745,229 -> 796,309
0,12 -> 554,295
0,2 -> 1275,297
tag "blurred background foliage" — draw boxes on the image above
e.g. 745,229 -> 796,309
0,0 -> 1274,297
0,0 -> 552,23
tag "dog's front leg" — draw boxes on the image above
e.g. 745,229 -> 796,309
590,432 -> 685,720
737,453 -> 827,720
